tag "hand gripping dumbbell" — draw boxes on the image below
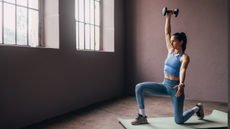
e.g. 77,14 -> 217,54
162,7 -> 179,17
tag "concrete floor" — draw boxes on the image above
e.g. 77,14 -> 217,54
22,95 -> 228,129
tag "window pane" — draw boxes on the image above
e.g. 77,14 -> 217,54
79,22 -> 84,49
76,22 -> 78,49
75,0 -> 78,21
29,0 -> 38,9
79,0 -> 84,22
95,26 -> 100,50
95,1 -> 100,26
4,0 -> 15,4
4,3 -> 15,44
29,10 -> 38,47
90,0 -> 94,24
85,0 -> 89,23
0,2 -> 2,43
17,7 -> 27,45
17,0 -> 27,7
85,24 -> 90,49
90,25 -> 94,49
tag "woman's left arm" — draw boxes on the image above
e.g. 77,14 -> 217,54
174,54 -> 190,97
180,55 -> 190,85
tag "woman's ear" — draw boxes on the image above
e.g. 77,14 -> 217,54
180,40 -> 183,45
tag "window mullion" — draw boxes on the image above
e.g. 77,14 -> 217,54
27,0 -> 29,46
84,0 -> 85,50
89,0 -> 91,50
94,0 -> 95,50
2,1 -> 4,44
78,0 -> 79,49
99,1 -> 101,51
38,0 -> 41,47
15,0 -> 17,45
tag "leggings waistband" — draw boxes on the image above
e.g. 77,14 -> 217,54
163,77 -> 180,87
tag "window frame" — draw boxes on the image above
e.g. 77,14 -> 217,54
0,0 -> 42,47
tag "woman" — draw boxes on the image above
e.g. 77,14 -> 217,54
131,9 -> 204,125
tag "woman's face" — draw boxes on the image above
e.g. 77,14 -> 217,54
170,36 -> 183,49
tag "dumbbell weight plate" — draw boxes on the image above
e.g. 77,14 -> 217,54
174,9 -> 179,17
162,7 -> 167,16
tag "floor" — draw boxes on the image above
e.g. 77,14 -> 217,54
22,95 -> 228,129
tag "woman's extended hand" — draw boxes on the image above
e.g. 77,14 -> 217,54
167,9 -> 174,17
173,84 -> 184,97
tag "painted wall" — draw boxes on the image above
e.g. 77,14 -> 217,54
0,0 -> 125,128
125,0 -> 228,103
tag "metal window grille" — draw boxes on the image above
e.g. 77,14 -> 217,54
75,0 -> 101,51
0,0 -> 41,47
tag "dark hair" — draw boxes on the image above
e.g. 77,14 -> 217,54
173,32 -> 187,51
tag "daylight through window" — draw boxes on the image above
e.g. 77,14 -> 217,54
75,0 -> 101,51
0,0 -> 41,47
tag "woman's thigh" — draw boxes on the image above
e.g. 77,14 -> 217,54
136,82 -> 169,96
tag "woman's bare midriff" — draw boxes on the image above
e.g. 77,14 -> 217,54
164,73 -> 180,81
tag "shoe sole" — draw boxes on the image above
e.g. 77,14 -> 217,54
131,121 -> 148,125
197,103 -> 204,120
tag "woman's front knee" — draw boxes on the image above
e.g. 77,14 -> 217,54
135,83 -> 144,91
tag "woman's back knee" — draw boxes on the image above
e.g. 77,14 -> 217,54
175,118 -> 184,124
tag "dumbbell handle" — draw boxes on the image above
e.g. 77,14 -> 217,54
162,7 -> 179,17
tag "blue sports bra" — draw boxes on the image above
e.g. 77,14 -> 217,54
164,51 -> 184,77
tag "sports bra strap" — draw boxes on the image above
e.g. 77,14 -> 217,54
178,51 -> 184,58
172,51 -> 184,57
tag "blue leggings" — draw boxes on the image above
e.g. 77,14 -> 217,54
135,78 -> 195,124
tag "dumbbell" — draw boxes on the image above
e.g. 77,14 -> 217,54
162,7 -> 179,17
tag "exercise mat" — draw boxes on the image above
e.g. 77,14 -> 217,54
118,110 -> 227,129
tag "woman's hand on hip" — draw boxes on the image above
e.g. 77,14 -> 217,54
174,84 -> 184,97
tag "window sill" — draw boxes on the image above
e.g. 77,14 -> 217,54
0,44 -> 59,50
76,49 -> 114,53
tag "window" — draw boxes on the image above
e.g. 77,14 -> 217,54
75,0 -> 114,52
0,0 -> 41,47
75,0 -> 101,51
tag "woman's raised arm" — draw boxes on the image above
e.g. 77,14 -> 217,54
165,10 -> 174,53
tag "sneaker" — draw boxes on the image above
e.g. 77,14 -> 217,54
196,103 -> 204,120
131,113 -> 148,125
